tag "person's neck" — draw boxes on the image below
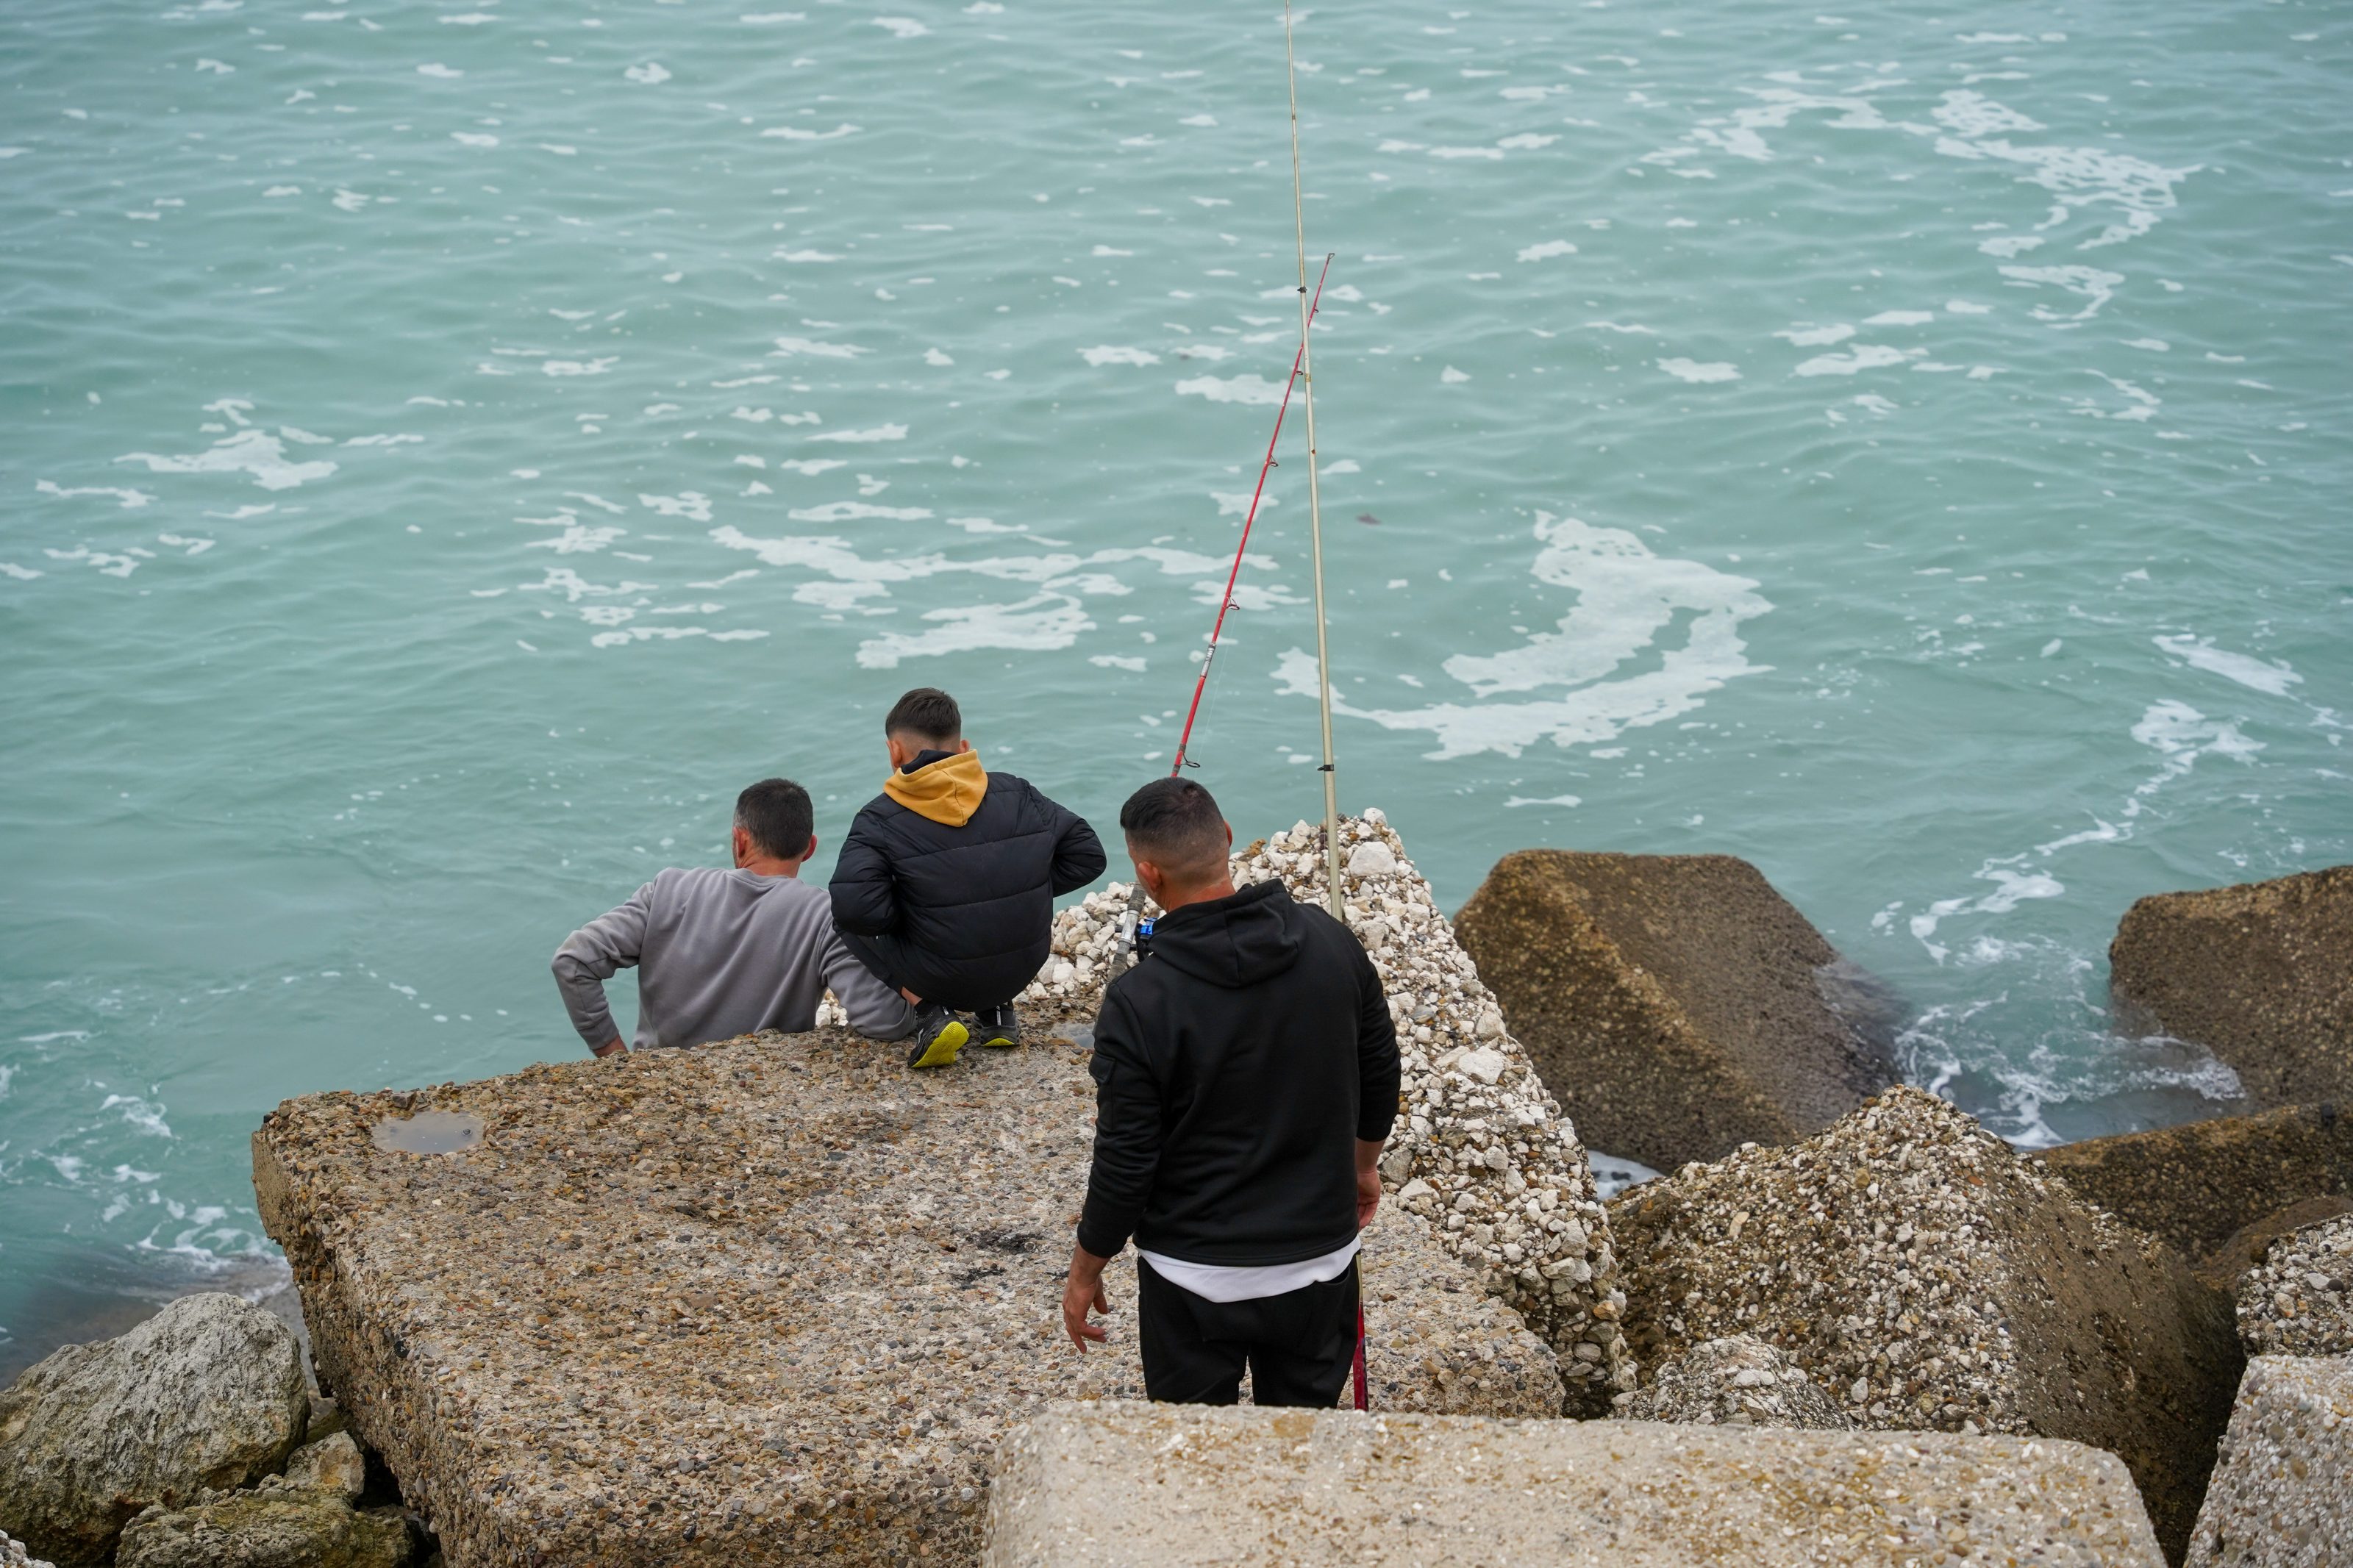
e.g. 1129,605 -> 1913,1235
737,856 -> 802,878
1154,874 -> 1238,914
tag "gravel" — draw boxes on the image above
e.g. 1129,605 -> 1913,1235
1620,1335 -> 1852,1431
1,1531 -> 55,1568
2233,1212 -> 2353,1356
1007,811 -> 1634,1412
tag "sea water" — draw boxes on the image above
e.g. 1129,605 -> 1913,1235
1,0 -> 2346,1375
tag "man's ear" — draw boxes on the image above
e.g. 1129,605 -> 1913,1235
731,825 -> 752,866
1222,820 -> 1234,851
954,737 -> 972,754
802,834 -> 819,862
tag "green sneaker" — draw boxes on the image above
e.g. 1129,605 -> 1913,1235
905,1004 -> 968,1070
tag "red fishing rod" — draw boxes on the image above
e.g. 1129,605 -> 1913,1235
1110,253 -> 1335,974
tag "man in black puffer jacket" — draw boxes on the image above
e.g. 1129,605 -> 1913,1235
830,687 -> 1106,1069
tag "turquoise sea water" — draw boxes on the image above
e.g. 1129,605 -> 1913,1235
3,0 -> 2347,1375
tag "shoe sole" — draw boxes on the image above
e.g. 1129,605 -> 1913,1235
907,1019 -> 969,1070
977,1030 -> 1018,1049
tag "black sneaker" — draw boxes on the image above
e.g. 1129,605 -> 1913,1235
905,1003 -> 969,1070
974,1004 -> 1021,1049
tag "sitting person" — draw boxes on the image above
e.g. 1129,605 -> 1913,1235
552,777 -> 914,1055
829,686 -> 1107,1069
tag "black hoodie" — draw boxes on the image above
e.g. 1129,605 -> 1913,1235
1076,878 -> 1401,1267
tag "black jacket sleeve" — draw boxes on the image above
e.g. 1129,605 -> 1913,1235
1042,792 -> 1107,898
1075,984 -> 1163,1259
826,806 -> 902,937
1352,940 -> 1402,1145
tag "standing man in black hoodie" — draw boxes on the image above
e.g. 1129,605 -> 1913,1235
1061,777 -> 1400,1406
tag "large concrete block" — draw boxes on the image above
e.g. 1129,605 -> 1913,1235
1612,1087 -> 2243,1562
2232,1212 -> 2352,1357
2186,1356 -> 2353,1567
254,1020 -> 1558,1568
2110,866 -> 2353,1106
984,1401 -> 2165,1567
1454,850 -> 1896,1171
2032,1104 -> 2352,1274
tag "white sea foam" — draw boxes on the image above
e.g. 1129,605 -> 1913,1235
804,424 -> 907,443
116,429 -> 337,491
771,334 -> 865,358
38,479 -> 154,508
1269,512 -> 1771,759
624,62 -> 671,85
1515,240 -> 1577,262
874,16 -> 929,37
761,123 -> 859,140
1774,323 -> 1853,346
1079,346 -> 1160,366
1174,374 -> 1288,406
2152,634 -> 2301,697
1794,344 -> 1917,376
1658,358 -> 1740,383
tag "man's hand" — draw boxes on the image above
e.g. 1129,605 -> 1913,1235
592,1037 -> 628,1059
1356,1137 -> 1386,1231
1062,1245 -> 1112,1352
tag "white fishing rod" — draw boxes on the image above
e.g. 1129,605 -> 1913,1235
1283,0 -> 1347,923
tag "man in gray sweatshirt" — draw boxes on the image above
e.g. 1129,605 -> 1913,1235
552,778 -> 916,1055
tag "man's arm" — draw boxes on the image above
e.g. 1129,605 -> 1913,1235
551,884 -> 654,1056
818,924 -> 918,1041
1351,939 -> 1402,1225
1042,793 -> 1108,898
826,810 -> 901,937
1063,988 -> 1162,1350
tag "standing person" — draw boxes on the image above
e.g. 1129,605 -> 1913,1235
552,778 -> 916,1055
829,687 -> 1107,1070
1060,777 -> 1400,1406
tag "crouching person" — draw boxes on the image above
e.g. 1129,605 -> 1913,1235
552,778 -> 915,1055
1060,778 -> 1401,1406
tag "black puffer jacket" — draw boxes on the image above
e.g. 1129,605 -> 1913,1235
829,751 -> 1105,1006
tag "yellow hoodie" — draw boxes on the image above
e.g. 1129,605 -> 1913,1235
884,748 -> 989,827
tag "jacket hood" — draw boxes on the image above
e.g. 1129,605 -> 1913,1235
1146,878 -> 1304,989
884,748 -> 989,827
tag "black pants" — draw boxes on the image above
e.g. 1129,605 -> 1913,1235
1136,1256 -> 1359,1408
835,930 -> 1017,1016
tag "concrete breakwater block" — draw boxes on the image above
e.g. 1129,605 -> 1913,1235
983,1402 -> 2165,1567
1453,850 -> 1897,1172
2185,1356 -> 2352,1567
2232,1211 -> 2352,1356
2110,866 -> 2353,1106
1610,1087 -> 2243,1561
2032,1103 -> 2352,1273
1015,814 -> 1636,1412
253,1020 -> 1559,1568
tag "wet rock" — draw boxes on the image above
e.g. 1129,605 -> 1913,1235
2232,1212 -> 2352,1356
284,1433 -> 366,1502
2201,1195 -> 2353,1292
253,1006 -> 1557,1568
0,1293 -> 309,1566
983,1401 -> 2165,1567
1454,850 -> 1896,1170
1619,1335 -> 1851,1431
1,1530 -> 55,1568
2185,1356 -> 2352,1568
2110,865 -> 2353,1106
1014,812 -> 1635,1412
2033,1103 -> 2352,1267
1611,1086 -> 2243,1562
115,1492 -> 410,1568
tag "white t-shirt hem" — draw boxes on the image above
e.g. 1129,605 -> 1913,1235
1138,1236 -> 1361,1305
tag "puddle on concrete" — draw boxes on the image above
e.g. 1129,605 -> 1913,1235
371,1110 -> 485,1156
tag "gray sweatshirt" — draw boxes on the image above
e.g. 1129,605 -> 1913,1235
552,867 -> 915,1051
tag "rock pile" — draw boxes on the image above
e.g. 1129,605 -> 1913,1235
2109,864 -> 2353,1106
1610,1086 -> 2243,1560
254,1017 -> 1563,1568
2232,1212 -> 2352,1357
1453,850 -> 1897,1170
1619,1335 -> 1851,1431
2186,1356 -> 2352,1568
984,1401 -> 2168,1567
0,1294 -> 310,1566
1008,812 -> 1635,1411
0,1531 -> 54,1568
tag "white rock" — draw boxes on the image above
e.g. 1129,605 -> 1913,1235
1458,1049 -> 1508,1086
1346,841 -> 1399,878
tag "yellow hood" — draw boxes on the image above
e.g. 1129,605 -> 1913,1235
885,748 -> 989,826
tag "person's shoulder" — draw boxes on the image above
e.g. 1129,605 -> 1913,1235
843,791 -> 904,830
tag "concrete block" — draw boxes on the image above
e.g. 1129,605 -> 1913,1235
2187,1356 -> 2353,1567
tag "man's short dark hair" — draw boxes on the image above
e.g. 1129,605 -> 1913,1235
735,778 -> 814,861
885,687 -> 962,746
1120,777 -> 1228,876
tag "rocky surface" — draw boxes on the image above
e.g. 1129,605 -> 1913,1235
2232,1211 -> 2353,1356
0,1531 -> 54,1568
0,1292 -> 310,1566
1010,812 -> 1635,1411
984,1401 -> 2166,1567
2110,865 -> 2353,1106
2185,1356 -> 2352,1567
2032,1103 -> 2352,1265
254,1013 -> 1560,1568
283,1433 -> 367,1503
115,1492 -> 410,1568
2202,1195 -> 2353,1292
1620,1335 -> 1852,1431
1453,849 -> 1897,1170
1610,1086 -> 2243,1561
